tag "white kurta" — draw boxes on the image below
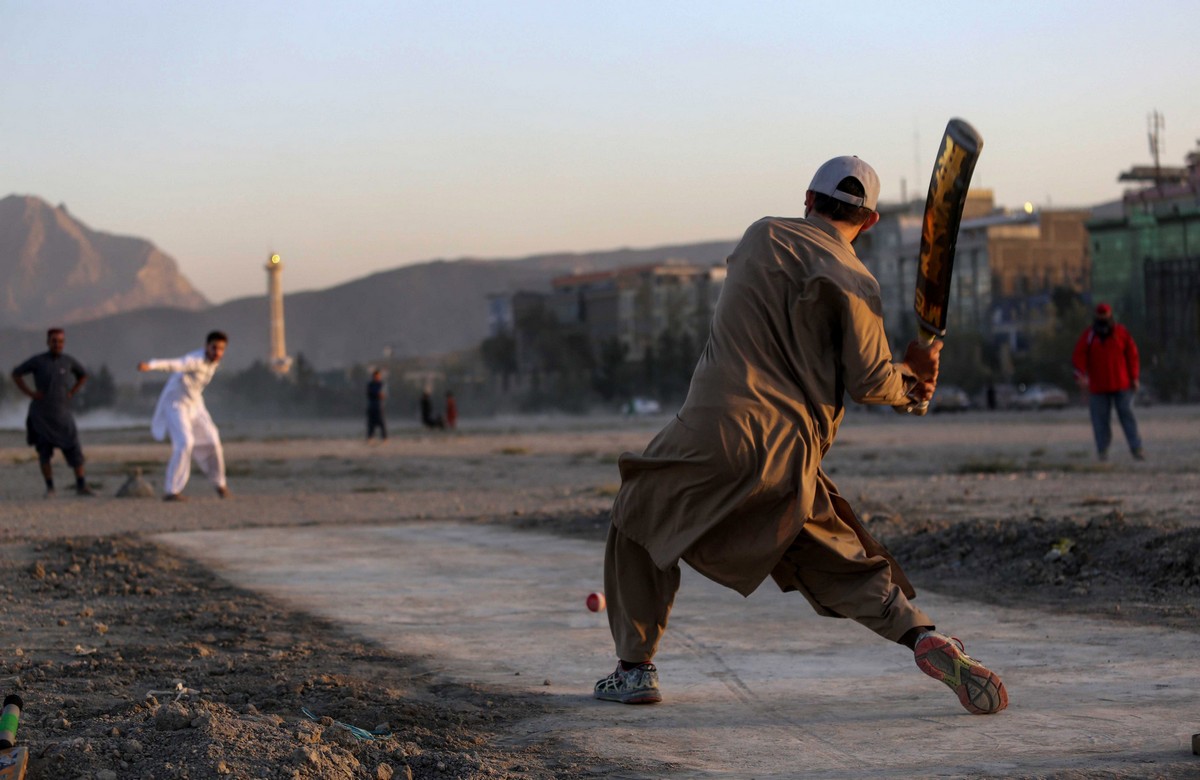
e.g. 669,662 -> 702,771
145,350 -> 225,495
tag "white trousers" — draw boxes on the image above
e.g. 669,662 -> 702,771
162,403 -> 225,495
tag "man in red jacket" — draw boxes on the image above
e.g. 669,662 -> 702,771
1072,303 -> 1143,461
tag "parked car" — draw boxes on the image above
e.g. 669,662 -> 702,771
931,384 -> 971,412
626,397 -> 662,415
1012,383 -> 1070,410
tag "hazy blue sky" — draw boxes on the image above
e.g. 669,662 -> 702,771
5,1 -> 1199,302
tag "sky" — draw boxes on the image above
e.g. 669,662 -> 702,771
4,1 -> 1199,303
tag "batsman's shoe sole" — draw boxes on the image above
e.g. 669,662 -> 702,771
594,663 -> 662,705
914,632 -> 1008,715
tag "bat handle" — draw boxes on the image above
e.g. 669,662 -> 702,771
904,330 -> 939,416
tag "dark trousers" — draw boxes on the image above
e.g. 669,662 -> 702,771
367,410 -> 387,440
35,440 -> 85,468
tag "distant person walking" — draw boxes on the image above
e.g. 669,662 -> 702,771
419,390 -> 444,430
366,369 -> 387,441
11,328 -> 94,497
138,331 -> 231,501
1072,302 -> 1143,461
444,390 -> 457,430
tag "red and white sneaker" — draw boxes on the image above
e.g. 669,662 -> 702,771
914,632 -> 1008,715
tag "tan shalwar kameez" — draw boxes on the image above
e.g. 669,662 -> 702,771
606,215 -> 934,663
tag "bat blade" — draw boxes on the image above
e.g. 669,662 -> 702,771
914,118 -> 984,338
905,118 -> 983,416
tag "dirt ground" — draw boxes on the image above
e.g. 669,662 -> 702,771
0,406 -> 1197,779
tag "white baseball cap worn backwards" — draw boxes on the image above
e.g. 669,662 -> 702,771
809,156 -> 880,211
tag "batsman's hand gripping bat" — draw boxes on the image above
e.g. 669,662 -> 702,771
905,118 -> 984,415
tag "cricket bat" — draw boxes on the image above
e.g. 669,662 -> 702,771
906,118 -> 984,415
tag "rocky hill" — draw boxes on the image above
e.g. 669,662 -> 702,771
0,195 -> 209,328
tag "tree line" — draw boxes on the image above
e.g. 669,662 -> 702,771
479,285 -> 1171,412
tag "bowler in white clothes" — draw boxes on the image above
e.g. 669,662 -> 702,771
138,331 -> 230,501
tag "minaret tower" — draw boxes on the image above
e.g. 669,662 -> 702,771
266,253 -> 293,376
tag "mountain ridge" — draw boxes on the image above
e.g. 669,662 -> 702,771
0,195 -> 209,328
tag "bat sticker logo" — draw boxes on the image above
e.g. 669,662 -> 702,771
920,137 -> 969,289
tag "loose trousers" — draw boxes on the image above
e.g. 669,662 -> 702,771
604,507 -> 933,664
162,404 -> 226,495
1088,390 -> 1141,454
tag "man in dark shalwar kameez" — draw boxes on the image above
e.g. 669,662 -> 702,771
594,157 -> 1008,715
12,328 -> 94,497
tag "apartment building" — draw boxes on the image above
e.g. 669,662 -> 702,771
550,262 -> 726,361
862,193 -> 1091,352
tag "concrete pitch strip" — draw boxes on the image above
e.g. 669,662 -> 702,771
160,522 -> 1200,779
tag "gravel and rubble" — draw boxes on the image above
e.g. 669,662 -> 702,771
1,536 -> 608,779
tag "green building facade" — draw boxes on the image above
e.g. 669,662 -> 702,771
1086,151 -> 1200,400
1089,205 -> 1200,332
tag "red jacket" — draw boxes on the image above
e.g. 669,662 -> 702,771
1072,323 -> 1139,394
